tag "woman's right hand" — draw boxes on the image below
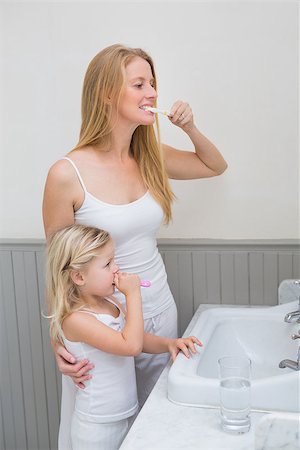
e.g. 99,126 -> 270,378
54,342 -> 94,389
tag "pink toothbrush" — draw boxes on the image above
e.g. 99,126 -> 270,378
140,280 -> 151,288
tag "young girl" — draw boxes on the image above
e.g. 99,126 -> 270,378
46,224 -> 201,450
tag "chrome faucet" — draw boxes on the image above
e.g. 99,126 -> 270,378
279,331 -> 300,371
284,280 -> 300,323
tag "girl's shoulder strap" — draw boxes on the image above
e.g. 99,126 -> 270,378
61,156 -> 87,192
75,298 -> 124,317
75,309 -> 98,317
105,296 -> 126,316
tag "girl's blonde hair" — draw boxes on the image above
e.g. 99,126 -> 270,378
71,43 -> 175,223
46,225 -> 111,344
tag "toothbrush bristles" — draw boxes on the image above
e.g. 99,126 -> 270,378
142,106 -> 171,116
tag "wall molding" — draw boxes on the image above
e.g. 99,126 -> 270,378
158,238 -> 300,250
1,238 -> 299,245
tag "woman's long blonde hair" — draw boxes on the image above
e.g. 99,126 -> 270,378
71,43 -> 175,223
46,225 -> 111,344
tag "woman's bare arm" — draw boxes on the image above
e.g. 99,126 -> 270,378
163,100 -> 228,180
43,159 -> 93,388
42,159 -> 82,238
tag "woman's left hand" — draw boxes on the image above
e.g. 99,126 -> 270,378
169,100 -> 195,132
168,336 -> 203,361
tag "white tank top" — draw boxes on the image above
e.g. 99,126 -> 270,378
63,157 -> 174,319
62,298 -> 138,423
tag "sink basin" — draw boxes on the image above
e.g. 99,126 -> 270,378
168,301 -> 300,412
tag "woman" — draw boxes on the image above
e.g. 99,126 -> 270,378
43,43 -> 227,449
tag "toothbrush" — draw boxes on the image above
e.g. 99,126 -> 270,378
140,280 -> 151,288
141,106 -> 172,117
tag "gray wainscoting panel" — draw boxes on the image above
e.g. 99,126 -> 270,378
0,250 -> 27,450
36,250 -> 61,450
158,240 -> 300,334
0,245 -> 59,450
0,392 -> 4,450
0,239 -> 299,449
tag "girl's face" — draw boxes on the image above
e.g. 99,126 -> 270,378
117,56 -> 158,126
80,240 -> 119,298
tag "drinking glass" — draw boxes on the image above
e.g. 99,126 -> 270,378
218,355 -> 251,434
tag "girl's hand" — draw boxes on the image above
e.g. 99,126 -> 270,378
169,100 -> 195,132
114,272 -> 141,297
168,336 -> 203,361
53,342 -> 94,389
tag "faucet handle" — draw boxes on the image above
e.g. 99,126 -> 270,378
291,332 -> 300,340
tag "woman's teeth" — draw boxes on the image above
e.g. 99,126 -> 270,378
140,106 -> 153,114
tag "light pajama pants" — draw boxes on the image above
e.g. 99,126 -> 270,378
134,302 -> 178,408
58,302 -> 178,450
71,412 -> 130,450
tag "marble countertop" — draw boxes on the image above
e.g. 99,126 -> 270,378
120,305 -> 300,450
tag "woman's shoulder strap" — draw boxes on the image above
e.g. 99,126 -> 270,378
61,157 -> 87,192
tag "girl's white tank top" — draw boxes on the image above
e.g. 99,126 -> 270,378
62,298 -> 138,423
63,157 -> 174,319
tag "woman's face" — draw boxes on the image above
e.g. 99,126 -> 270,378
117,56 -> 158,126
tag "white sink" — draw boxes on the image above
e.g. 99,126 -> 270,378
168,301 -> 300,412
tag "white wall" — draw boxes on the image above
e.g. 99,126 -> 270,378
0,1 -> 298,239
